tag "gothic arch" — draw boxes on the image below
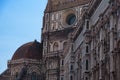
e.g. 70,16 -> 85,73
28,66 -> 41,75
11,66 -> 22,75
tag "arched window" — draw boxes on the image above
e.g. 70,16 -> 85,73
85,77 -> 88,80
53,42 -> 59,51
86,60 -> 88,70
86,46 -> 89,53
63,42 -> 67,50
118,41 -> 120,52
70,65 -> 73,71
31,72 -> 37,80
86,20 -> 89,29
61,60 -> 64,66
45,23 -> 48,30
61,76 -> 64,80
70,75 -> 73,80
51,24 -> 54,30
118,42 -> 120,49
15,72 -> 18,80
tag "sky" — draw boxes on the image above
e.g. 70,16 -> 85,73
0,0 -> 47,74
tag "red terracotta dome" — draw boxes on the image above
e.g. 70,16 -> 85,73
12,40 -> 43,60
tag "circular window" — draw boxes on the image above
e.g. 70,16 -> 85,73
66,14 -> 76,25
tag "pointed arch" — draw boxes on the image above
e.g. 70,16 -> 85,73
28,66 -> 41,75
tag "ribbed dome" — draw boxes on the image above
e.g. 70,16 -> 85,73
12,40 -> 43,60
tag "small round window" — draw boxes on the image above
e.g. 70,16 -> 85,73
66,14 -> 76,25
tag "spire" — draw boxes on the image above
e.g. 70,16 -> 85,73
45,0 -> 90,12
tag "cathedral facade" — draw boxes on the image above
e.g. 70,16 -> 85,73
0,0 -> 120,80
42,0 -> 120,80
